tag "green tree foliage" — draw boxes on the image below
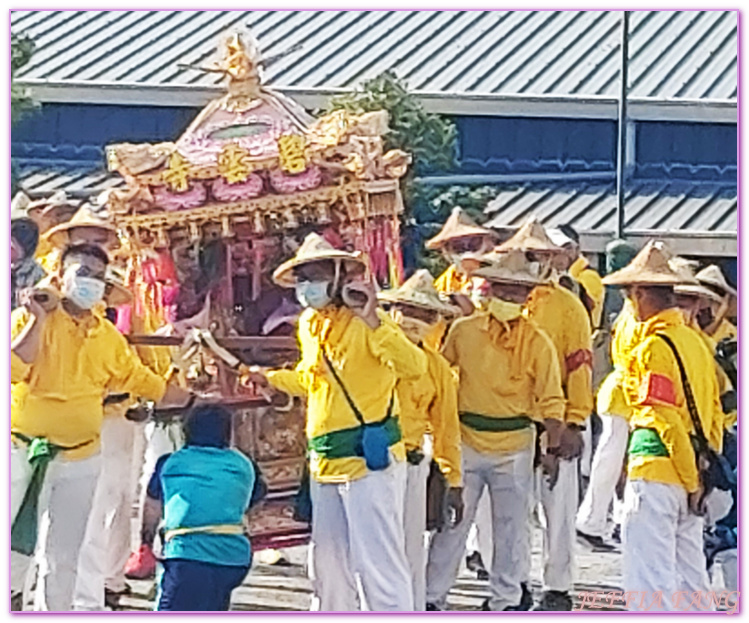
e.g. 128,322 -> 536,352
325,71 -> 462,273
11,32 -> 37,195
11,32 -> 36,125
325,70 -> 458,207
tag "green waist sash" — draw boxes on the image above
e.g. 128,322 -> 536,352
11,433 -> 93,556
629,428 -> 670,458
308,416 -> 401,459
459,412 -> 533,432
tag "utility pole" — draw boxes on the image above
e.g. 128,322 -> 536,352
616,10 -> 629,240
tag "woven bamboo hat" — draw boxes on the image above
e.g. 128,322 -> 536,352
602,241 -> 699,287
46,205 -> 119,250
696,264 -> 736,297
671,258 -> 722,304
104,266 -> 133,307
495,216 -> 564,253
425,207 -> 493,250
272,232 -> 366,288
472,249 -> 547,286
11,191 -> 33,221
27,190 -> 79,218
378,269 -> 460,317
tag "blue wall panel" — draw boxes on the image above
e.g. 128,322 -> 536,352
636,121 -> 737,167
452,115 -> 617,174
11,103 -> 200,153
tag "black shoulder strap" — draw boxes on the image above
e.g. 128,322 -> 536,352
321,349 -> 365,425
656,333 -> 708,447
321,349 -> 394,425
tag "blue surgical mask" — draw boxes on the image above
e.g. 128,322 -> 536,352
296,280 -> 332,310
63,269 -> 106,310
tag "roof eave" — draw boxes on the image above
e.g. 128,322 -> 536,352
15,79 -> 737,124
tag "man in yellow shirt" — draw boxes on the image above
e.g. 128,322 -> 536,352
40,205 -> 120,275
426,206 -> 495,300
576,297 -> 638,549
248,233 -> 427,611
425,250 -> 565,611
603,241 -> 723,611
378,269 -> 463,611
693,264 -> 737,344
11,243 -> 192,611
494,217 -> 593,611
548,224 -> 605,330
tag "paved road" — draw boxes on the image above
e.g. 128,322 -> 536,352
117,526 -> 628,612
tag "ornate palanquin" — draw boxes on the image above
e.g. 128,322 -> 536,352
107,31 -> 410,550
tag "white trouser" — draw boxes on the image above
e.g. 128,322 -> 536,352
465,492 -> 493,568
403,439 -> 432,611
712,549 -> 738,595
73,415 -> 141,610
308,459 -> 413,611
427,443 -> 534,611
528,457 -> 578,593
11,441 -> 101,611
622,479 -> 712,611
579,416 -> 593,479
576,413 -> 628,538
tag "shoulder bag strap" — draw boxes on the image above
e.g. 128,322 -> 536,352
321,349 -> 395,425
321,349 -> 366,425
656,333 -> 709,448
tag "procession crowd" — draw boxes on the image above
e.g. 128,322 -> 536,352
9,190 -> 738,612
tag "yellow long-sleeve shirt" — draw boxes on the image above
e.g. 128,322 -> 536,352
525,283 -> 593,425
711,318 -> 737,344
596,298 -> 639,419
570,256 -> 605,330
266,306 -> 428,483
11,307 -> 167,460
623,309 -> 723,494
442,312 -> 565,455
397,344 -> 462,486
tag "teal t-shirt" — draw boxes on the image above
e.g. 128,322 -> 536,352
149,446 -> 254,567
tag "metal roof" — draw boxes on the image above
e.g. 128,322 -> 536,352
16,162 -> 123,200
11,10 -> 737,120
483,177 -> 737,253
16,162 -> 736,254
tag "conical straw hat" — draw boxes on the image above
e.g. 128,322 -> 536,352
425,207 -> 493,250
46,205 -> 119,249
495,216 -> 563,253
272,232 -> 366,288
696,264 -> 736,297
602,241 -> 699,287
11,191 -> 32,221
472,249 -> 547,286
27,190 -> 79,217
104,266 -> 133,308
378,269 -> 460,316
674,283 -> 724,305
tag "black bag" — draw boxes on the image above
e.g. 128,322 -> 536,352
657,334 -> 735,496
321,350 -> 394,472
426,459 -> 449,532
292,462 -> 313,524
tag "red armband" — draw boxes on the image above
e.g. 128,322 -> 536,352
638,372 -> 677,406
565,349 -> 593,373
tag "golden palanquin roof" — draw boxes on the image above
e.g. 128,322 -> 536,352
105,31 -> 410,245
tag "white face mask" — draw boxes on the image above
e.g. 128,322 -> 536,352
62,268 -> 106,310
295,280 -> 332,310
